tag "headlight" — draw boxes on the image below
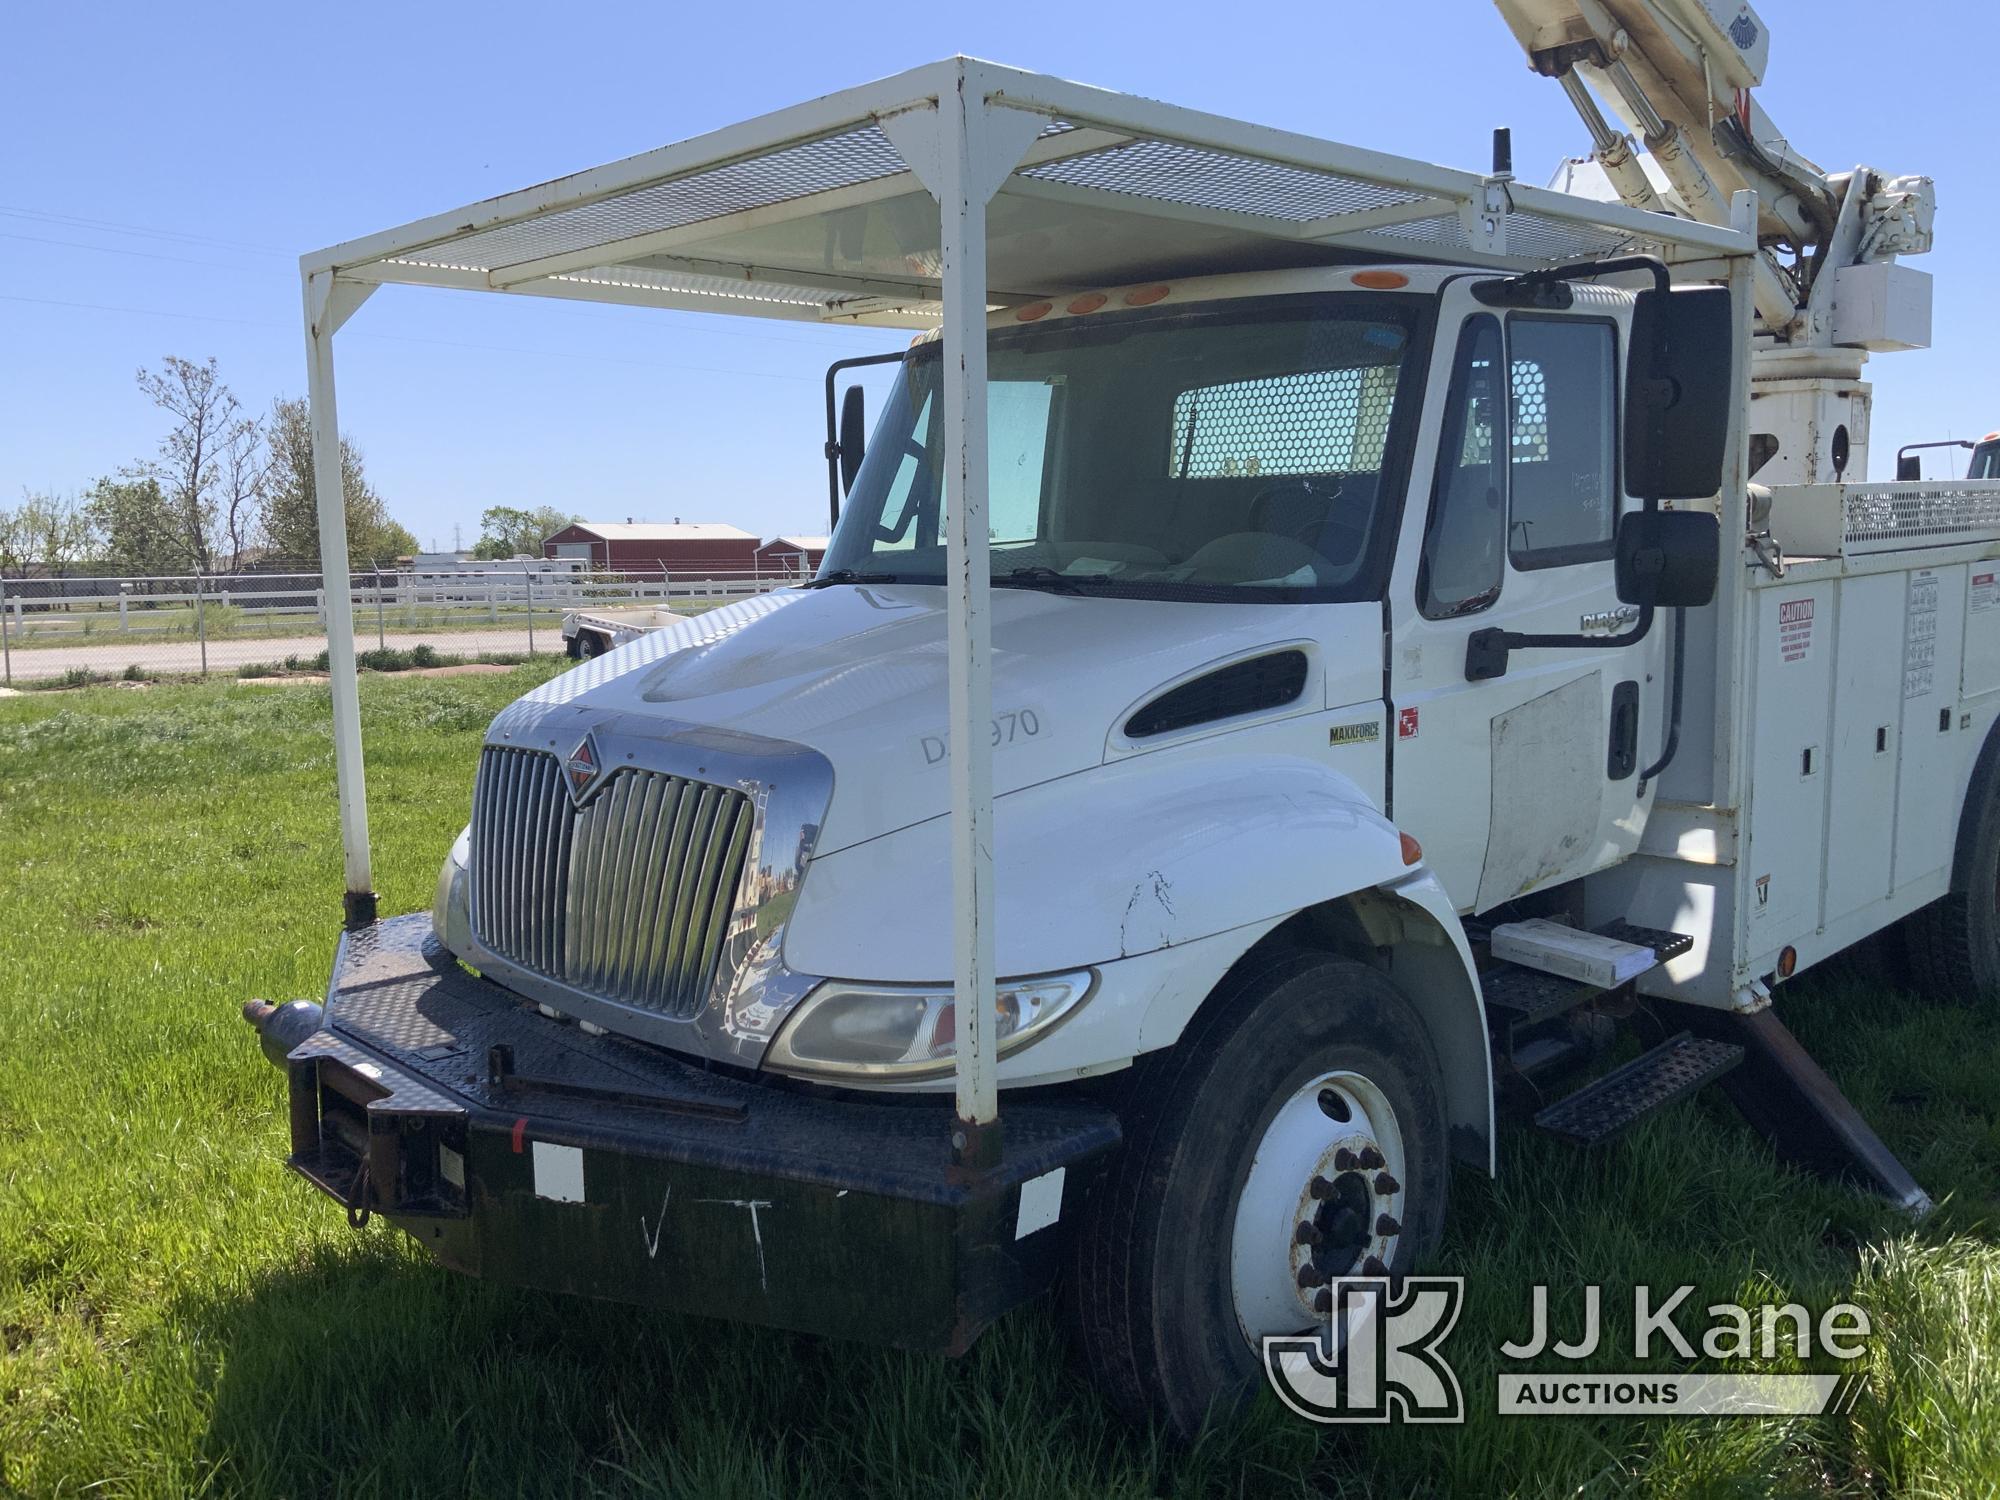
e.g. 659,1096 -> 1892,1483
432,825 -> 471,955
765,970 -> 1094,1080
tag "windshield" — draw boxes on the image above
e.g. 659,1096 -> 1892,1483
820,294 -> 1429,601
1973,441 -> 2000,480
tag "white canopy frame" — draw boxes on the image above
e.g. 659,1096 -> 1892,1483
302,56 -> 1755,1161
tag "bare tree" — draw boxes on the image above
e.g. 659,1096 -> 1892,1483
136,355 -> 240,574
217,415 -> 269,572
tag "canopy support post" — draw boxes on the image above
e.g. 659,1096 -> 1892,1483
303,270 -> 379,927
885,70 -> 1042,1169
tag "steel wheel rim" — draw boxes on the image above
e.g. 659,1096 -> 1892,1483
1230,1068 -> 1408,1344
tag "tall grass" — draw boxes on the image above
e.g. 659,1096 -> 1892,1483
1,672 -> 1996,1498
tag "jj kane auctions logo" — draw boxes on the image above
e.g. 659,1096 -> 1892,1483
1265,1281 -> 1872,1422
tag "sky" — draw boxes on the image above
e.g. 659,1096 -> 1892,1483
5,1 -> 1995,553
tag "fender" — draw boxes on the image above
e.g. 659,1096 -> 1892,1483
784,749 -> 1494,1165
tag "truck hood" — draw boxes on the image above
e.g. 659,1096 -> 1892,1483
516,585 -> 1382,852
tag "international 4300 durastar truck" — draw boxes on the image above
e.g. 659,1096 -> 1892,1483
246,4 -> 1987,1430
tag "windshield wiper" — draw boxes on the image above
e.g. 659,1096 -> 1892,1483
801,568 -> 901,588
994,565 -> 1116,594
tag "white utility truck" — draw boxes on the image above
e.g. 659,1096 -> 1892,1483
246,4 -> 1985,1432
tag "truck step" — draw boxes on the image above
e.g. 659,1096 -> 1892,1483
1533,1033 -> 1744,1146
1490,918 -> 1661,989
1480,964 -> 1600,1026
1595,921 -> 1695,965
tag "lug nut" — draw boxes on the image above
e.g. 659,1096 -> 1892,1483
1362,1255 -> 1389,1277
1357,1146 -> 1386,1171
1298,1263 -> 1330,1289
1309,1174 -> 1337,1200
1375,1214 -> 1402,1237
1314,1288 -> 1332,1315
1295,1222 -> 1323,1247
1333,1148 -> 1359,1171
1373,1171 -> 1401,1196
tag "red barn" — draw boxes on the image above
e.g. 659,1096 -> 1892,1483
542,521 -> 759,576
754,535 -> 829,577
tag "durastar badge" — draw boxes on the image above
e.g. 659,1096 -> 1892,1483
565,734 -> 605,804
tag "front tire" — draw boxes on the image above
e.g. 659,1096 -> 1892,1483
1906,740 -> 2000,1000
1065,949 -> 1450,1434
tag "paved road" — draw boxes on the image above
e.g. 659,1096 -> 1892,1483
1,628 -> 545,682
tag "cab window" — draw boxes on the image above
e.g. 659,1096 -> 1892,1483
1417,315 -> 1507,618
1507,318 -> 1619,568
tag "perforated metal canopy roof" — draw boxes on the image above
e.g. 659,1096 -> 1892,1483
306,57 -> 1755,331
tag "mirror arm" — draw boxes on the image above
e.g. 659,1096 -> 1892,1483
1465,604 -> 1656,682
822,350 -> 907,529
1637,606 -> 1687,787
1474,253 -> 1672,308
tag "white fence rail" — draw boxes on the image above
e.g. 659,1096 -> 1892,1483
0,566 -> 799,684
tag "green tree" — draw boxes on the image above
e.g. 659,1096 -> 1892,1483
471,504 -> 578,560
261,396 -> 416,568
0,490 -> 97,574
83,474 -> 180,574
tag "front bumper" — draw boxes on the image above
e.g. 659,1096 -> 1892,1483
268,915 -> 1122,1353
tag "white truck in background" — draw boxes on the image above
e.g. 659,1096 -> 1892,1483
560,604 -> 663,660
246,4 -> 1992,1434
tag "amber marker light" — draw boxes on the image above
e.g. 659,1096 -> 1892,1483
1399,832 -> 1423,866
1124,284 -> 1171,306
1067,292 -> 1108,315
1353,270 -> 1411,289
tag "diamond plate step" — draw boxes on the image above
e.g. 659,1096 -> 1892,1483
1596,921 -> 1695,964
1533,1033 -> 1744,1146
1480,964 -> 1599,1025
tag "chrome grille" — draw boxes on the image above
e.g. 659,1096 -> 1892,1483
471,746 -> 755,1018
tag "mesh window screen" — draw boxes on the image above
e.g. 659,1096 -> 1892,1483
1168,363 -> 1399,479
1511,361 -> 1550,463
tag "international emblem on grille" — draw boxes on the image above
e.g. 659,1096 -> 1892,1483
471,743 -> 760,1020
565,734 -> 604,804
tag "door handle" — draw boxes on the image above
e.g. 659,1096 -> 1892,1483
1607,680 -> 1640,781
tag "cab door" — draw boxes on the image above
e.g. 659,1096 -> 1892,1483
1386,288 -> 1665,915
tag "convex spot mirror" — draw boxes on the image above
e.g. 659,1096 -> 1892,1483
838,385 -> 866,494
1626,285 -> 1733,502
1616,509 -> 1719,609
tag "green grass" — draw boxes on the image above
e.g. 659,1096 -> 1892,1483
1,675 -> 1998,1497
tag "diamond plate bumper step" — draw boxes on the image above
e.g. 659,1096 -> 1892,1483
1533,1033 -> 1744,1146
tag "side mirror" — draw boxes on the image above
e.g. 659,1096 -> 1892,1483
1897,453 -> 1923,482
1616,509 -> 1719,609
1625,285 -> 1733,501
838,385 -> 866,494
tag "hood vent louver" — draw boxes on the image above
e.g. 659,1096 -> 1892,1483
1125,650 -> 1311,739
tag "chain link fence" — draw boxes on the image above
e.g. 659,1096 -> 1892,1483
0,564 -> 803,685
